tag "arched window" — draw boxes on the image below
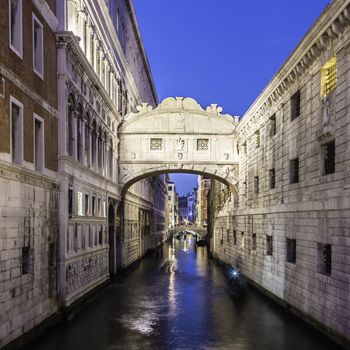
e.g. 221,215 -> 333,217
76,103 -> 83,163
67,94 -> 75,157
84,112 -> 90,166
91,119 -> 97,168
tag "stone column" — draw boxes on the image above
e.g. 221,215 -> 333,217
72,111 -> 78,160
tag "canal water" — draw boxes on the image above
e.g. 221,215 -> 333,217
25,236 -> 344,350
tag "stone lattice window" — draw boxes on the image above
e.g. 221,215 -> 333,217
286,238 -> 296,263
197,139 -> 209,151
150,138 -> 163,150
321,56 -> 337,97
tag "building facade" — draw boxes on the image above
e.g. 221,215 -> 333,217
0,0 -> 59,346
178,195 -> 188,225
209,0 -> 350,346
0,0 -> 167,347
167,181 -> 178,229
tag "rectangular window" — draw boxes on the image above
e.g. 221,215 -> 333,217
266,235 -> 273,256
98,197 -> 101,216
92,195 -> 96,216
227,229 -> 230,242
317,243 -> 332,275
10,97 -> 23,165
290,158 -> 299,184
233,230 -> 237,245
77,191 -> 83,216
85,194 -> 89,216
286,238 -> 296,263
321,56 -> 337,97
291,90 -> 301,121
323,140 -> 335,175
22,246 -> 30,274
9,0 -> 23,58
34,116 -> 44,172
252,233 -> 257,251
68,188 -> 73,216
269,168 -> 275,189
269,114 -> 276,136
32,14 -> 44,78
254,176 -> 259,194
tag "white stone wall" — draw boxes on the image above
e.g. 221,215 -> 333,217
0,163 -> 59,348
210,1 -> 350,345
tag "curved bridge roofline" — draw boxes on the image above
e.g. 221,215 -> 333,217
118,97 -> 240,193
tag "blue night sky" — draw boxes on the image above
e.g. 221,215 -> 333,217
133,0 -> 330,196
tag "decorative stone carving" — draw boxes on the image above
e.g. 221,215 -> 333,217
176,137 -> 185,151
177,153 -> 183,160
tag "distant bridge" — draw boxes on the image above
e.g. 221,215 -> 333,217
170,225 -> 207,238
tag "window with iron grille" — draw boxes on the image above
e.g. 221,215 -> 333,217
197,139 -> 209,151
150,138 -> 163,151
290,158 -> 299,184
323,140 -> 335,175
252,234 -> 257,251
233,230 -> 237,245
317,243 -> 332,275
269,114 -> 276,136
254,130 -> 260,148
254,176 -> 259,194
290,90 -> 301,121
266,235 -> 273,256
286,238 -> 296,263
22,246 -> 30,275
68,188 -> 73,217
321,56 -> 337,97
269,168 -> 276,189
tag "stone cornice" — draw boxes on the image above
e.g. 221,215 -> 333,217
124,0 -> 159,105
238,0 -> 350,139
32,0 -> 59,32
86,0 -> 151,107
0,63 -> 58,118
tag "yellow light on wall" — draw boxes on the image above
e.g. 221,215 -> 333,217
321,56 -> 337,97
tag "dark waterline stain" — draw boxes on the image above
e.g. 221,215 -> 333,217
24,237 -> 344,350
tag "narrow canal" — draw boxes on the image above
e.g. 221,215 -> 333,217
25,236 -> 344,350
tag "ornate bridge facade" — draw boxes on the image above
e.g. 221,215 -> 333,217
118,97 -> 240,192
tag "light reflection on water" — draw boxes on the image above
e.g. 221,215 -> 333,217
25,236 -> 345,350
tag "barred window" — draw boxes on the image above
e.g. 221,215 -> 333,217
269,114 -> 276,136
286,238 -> 296,263
254,130 -> 260,148
321,56 -> 337,97
254,176 -> 259,194
323,140 -> 335,175
290,158 -> 299,184
252,234 -> 257,251
150,138 -> 163,150
197,139 -> 209,151
291,90 -> 301,121
266,235 -> 273,256
269,168 -> 276,189
317,243 -> 332,275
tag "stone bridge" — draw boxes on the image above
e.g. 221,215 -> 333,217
118,97 -> 240,193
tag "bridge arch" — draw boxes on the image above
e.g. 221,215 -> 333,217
118,97 -> 240,193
